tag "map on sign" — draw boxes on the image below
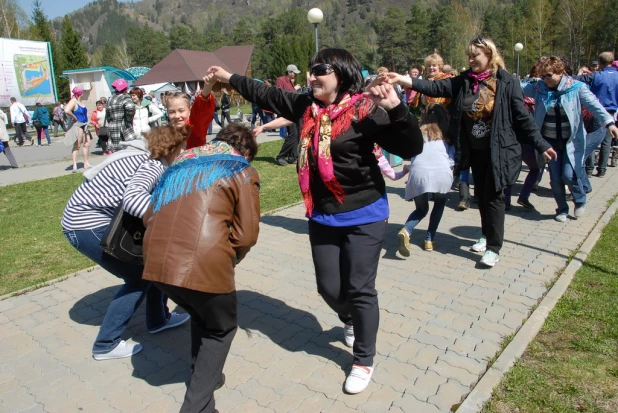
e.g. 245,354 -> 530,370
14,54 -> 52,97
0,38 -> 56,107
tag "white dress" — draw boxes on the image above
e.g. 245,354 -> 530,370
404,136 -> 454,201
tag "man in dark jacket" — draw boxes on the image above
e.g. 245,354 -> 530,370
274,64 -> 302,165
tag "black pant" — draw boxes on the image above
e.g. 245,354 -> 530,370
220,110 -> 232,128
153,283 -> 237,413
14,122 -> 31,145
308,219 -> 387,366
277,123 -> 299,162
470,150 -> 505,253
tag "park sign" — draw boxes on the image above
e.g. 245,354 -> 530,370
0,38 -> 58,107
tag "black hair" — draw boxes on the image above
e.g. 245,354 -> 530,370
309,48 -> 364,103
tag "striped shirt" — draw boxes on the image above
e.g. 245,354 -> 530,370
62,155 -> 166,230
541,103 -> 571,140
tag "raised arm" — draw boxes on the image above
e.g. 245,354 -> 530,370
209,66 -> 310,122
252,117 -> 293,137
186,73 -> 216,149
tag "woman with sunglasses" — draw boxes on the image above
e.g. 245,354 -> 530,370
208,48 -> 423,394
384,37 -> 557,268
522,56 -> 618,222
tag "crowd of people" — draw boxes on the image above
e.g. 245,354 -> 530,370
49,36 -> 618,413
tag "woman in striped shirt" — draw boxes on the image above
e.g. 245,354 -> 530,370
62,126 -> 192,360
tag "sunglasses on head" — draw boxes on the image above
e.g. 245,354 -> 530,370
473,37 -> 488,47
310,63 -> 335,77
539,73 -> 554,80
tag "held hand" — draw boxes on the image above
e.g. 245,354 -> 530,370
543,147 -> 558,162
364,83 -> 401,111
201,73 -> 217,97
252,125 -> 264,137
608,124 -> 618,140
207,66 -> 232,83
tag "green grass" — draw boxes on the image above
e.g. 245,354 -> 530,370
0,140 -> 299,296
482,210 -> 618,413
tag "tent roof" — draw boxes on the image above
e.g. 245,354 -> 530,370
133,45 -> 254,86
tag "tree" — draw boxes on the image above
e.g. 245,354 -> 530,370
29,0 -> 53,41
231,18 -> 254,46
0,0 -> 28,39
377,7 -> 410,71
60,16 -> 89,69
125,25 -> 170,66
100,42 -> 117,66
115,39 -> 132,69
406,4 -> 431,67
203,28 -> 227,51
169,25 -> 195,50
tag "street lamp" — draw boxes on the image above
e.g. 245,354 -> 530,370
307,8 -> 323,54
514,43 -> 524,78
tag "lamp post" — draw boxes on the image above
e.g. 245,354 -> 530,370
514,43 -> 524,78
307,8 -> 323,54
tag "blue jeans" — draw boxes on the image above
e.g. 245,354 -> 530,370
403,192 -> 447,241
251,105 -> 266,129
35,126 -> 51,145
545,138 -> 586,215
63,226 -> 169,354
597,126 -> 616,174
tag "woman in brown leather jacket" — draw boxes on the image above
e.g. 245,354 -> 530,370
142,124 -> 260,413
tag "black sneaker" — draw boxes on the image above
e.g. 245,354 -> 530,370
505,202 -> 512,211
216,373 -> 225,390
517,197 -> 536,210
596,171 -> 606,177
276,158 -> 288,166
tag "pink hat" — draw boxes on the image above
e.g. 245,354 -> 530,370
111,79 -> 129,92
72,86 -> 83,97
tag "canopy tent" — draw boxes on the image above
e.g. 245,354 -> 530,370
138,82 -> 180,94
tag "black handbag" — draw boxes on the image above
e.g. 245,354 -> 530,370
98,115 -> 110,141
100,204 -> 146,265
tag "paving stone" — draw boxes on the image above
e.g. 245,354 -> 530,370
428,360 -> 480,387
266,382 -> 315,412
404,371 -> 447,401
235,378 -> 281,407
392,393 -> 442,413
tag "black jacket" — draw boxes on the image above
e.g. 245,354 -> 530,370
412,69 -> 551,192
230,74 -> 424,214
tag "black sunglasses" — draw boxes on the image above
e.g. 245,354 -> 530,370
539,73 -> 554,80
473,37 -> 488,47
310,63 -> 335,77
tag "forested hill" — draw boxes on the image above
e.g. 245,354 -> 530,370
51,0 -> 617,82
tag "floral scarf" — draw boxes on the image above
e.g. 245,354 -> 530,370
151,140 -> 248,213
298,93 -> 372,215
411,72 -> 453,111
534,76 -> 584,111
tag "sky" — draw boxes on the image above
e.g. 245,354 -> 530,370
18,0 -> 130,20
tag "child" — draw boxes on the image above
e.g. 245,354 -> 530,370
374,145 -> 409,181
398,104 -> 454,255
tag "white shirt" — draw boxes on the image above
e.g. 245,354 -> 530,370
10,102 -> 28,124
0,112 -> 9,142
133,104 -> 162,136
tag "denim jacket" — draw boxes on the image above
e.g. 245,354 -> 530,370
522,76 -> 613,179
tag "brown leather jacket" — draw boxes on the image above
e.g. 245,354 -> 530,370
142,167 -> 260,294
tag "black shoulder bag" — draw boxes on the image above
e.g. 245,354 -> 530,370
98,113 -> 110,141
100,205 -> 146,265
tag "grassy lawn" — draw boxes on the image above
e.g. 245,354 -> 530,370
0,140 -> 300,296
482,210 -> 618,413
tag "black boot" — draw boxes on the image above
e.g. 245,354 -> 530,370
458,182 -> 470,210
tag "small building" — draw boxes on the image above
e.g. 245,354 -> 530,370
61,66 -> 137,110
132,46 -> 254,96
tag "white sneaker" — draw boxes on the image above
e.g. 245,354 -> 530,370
574,205 -> 585,218
93,340 -> 142,360
554,213 -> 567,222
149,312 -> 191,334
471,236 -> 487,252
344,364 -> 374,394
344,322 -> 354,348
479,250 -> 500,267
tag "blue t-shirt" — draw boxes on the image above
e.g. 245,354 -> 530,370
309,193 -> 389,227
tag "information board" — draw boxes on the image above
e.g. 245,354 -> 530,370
0,38 -> 57,107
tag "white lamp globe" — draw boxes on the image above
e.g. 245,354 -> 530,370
307,8 -> 324,24
514,43 -> 524,52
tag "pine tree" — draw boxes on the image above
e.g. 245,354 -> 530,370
100,42 -> 117,67
60,16 -> 89,70
30,0 -> 52,41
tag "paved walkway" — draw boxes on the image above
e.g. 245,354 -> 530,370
1,165 -> 617,413
0,127 -> 282,187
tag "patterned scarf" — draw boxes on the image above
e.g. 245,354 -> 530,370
151,140 -> 248,213
467,70 -> 492,94
298,93 -> 371,215
534,76 -> 584,111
